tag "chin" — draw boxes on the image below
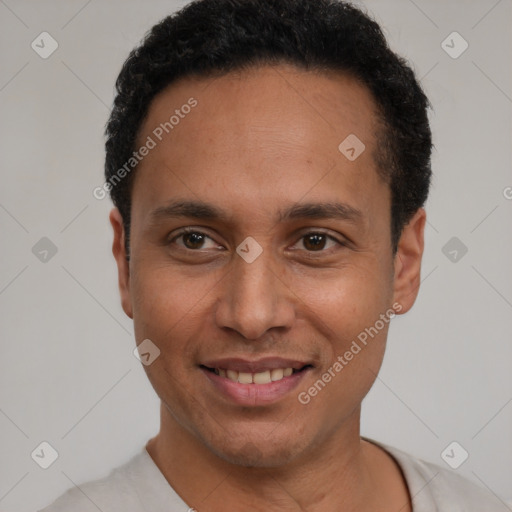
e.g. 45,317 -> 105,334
206,433 -> 306,469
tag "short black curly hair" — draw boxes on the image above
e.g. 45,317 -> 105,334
104,0 -> 432,256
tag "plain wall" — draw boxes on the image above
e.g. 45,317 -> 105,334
0,0 -> 511,510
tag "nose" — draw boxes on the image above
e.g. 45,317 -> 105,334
214,247 -> 295,340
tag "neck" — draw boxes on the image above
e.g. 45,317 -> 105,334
145,402 -> 409,511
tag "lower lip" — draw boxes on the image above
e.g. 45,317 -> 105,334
200,367 -> 312,406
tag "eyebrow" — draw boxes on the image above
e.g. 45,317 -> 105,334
148,199 -> 362,225
279,202 -> 362,223
149,200 -> 229,224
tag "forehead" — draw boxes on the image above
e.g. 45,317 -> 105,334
138,63 -> 379,150
132,64 -> 387,223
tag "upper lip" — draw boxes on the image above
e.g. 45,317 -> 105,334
200,357 -> 312,374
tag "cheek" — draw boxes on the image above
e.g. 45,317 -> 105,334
292,262 -> 392,340
293,264 -> 392,396
130,265 -> 216,349
129,267 -> 216,410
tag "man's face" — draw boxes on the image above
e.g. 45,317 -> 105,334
111,65 -> 423,467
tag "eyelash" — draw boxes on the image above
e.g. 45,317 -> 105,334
168,227 -> 346,253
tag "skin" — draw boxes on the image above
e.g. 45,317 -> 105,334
110,64 -> 425,511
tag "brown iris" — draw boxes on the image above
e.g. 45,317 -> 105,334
303,234 -> 327,251
183,232 -> 206,249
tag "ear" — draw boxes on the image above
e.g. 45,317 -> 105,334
109,208 -> 133,319
392,208 -> 426,314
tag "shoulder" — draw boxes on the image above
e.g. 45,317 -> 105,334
37,447 -> 189,512
37,453 -> 142,512
371,439 -> 509,512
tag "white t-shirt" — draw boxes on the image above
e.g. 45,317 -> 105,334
38,439 -> 508,511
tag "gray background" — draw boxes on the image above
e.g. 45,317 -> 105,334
0,0 -> 511,510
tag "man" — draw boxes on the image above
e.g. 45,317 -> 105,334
40,0 -> 506,510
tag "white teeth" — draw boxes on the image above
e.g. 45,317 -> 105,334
216,367 -> 296,384
227,369 -> 238,382
253,370 -> 271,384
238,372 -> 253,384
270,368 -> 284,381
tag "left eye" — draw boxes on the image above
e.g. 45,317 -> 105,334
173,230 -> 220,250
292,233 -> 340,252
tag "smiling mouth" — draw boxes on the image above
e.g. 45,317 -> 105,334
201,365 -> 313,384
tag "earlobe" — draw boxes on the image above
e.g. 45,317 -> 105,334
392,208 -> 426,314
109,208 -> 133,319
